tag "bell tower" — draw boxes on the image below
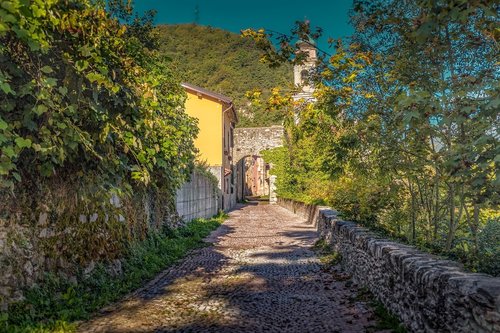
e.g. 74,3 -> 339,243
293,37 -> 317,102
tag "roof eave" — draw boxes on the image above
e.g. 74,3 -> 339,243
181,82 -> 233,104
182,82 -> 238,123
229,103 -> 238,123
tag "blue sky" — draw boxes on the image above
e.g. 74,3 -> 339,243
134,0 -> 354,52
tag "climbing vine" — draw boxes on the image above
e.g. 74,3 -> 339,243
0,0 -> 199,276
0,0 -> 197,193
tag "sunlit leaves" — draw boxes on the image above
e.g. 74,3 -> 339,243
40,65 -> 52,74
14,137 -> 32,148
34,104 -> 48,115
244,89 -> 262,107
246,2 -> 498,272
0,0 -> 197,195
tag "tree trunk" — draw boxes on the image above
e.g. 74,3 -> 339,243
445,184 -> 455,251
409,180 -> 417,242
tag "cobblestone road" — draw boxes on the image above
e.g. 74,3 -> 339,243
79,203 -> 387,333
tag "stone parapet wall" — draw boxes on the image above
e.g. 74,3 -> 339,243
277,197 -> 321,224
278,197 -> 500,333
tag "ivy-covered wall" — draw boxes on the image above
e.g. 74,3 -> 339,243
0,167 -> 224,310
0,0 -> 202,310
0,186 -> 180,310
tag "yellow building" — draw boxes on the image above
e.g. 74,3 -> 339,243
182,83 -> 238,211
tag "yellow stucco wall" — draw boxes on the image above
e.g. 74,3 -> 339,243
184,91 -> 223,166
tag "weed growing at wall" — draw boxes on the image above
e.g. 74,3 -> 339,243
1,214 -> 225,332
354,288 -> 407,333
313,239 -> 342,267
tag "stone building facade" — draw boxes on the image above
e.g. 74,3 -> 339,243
233,126 -> 284,202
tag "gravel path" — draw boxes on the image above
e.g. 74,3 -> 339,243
78,203 -> 387,333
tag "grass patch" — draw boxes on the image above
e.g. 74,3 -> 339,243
355,287 -> 406,333
313,239 -> 342,267
1,214 -> 225,333
371,301 -> 407,333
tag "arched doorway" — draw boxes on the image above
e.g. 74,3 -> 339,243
235,155 -> 270,202
233,126 -> 284,204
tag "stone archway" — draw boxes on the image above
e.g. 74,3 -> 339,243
235,155 -> 268,201
233,126 -> 284,203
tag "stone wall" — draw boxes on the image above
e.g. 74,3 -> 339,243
277,198 -> 323,224
175,171 -> 221,221
234,126 -> 284,202
206,165 -> 236,212
278,198 -> 500,333
233,126 -> 284,163
0,171 -> 220,310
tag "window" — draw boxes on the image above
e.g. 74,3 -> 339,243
301,69 -> 308,82
223,123 -> 226,148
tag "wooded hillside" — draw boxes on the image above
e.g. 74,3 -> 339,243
155,24 -> 292,127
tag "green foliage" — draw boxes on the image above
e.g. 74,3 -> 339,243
1,215 -> 225,332
476,218 -> 500,276
261,147 -> 296,199
313,240 -> 342,267
155,24 -> 292,127
0,0 -> 202,286
250,1 -> 499,275
0,0 -> 197,194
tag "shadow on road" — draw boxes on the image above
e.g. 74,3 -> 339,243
78,204 -> 378,333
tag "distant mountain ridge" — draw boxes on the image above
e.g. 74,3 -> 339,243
155,24 -> 292,127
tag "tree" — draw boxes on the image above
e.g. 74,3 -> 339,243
0,0 -> 198,267
243,1 -> 499,274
